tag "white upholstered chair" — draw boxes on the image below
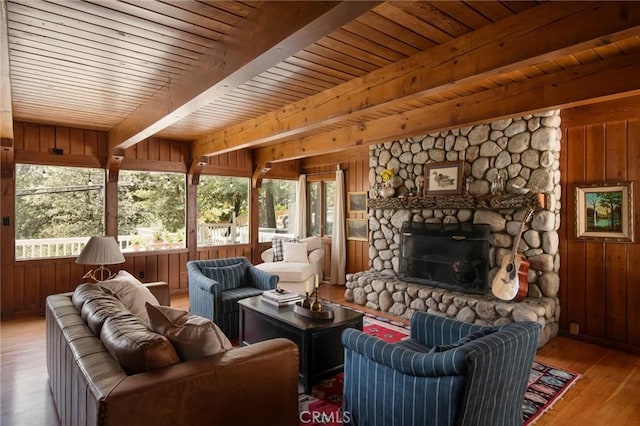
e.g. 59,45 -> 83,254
256,236 -> 324,295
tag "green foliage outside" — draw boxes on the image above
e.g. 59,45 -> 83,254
15,164 -> 105,239
196,176 -> 295,230
258,179 -> 296,229
15,165 -> 187,245
16,165 -> 298,253
307,180 -> 334,236
198,175 -> 249,224
118,170 -> 185,242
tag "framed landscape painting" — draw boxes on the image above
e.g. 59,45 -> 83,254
574,182 -> 634,242
425,161 -> 464,195
347,219 -> 368,241
347,192 -> 367,213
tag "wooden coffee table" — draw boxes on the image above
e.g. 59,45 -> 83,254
238,296 -> 364,394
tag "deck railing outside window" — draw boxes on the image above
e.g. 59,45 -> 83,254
15,221 -> 258,259
15,236 -> 132,259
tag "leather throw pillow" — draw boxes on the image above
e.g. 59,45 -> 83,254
146,303 -> 233,361
99,270 -> 159,322
101,313 -> 180,375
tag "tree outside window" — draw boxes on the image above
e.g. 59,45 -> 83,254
118,170 -> 185,250
258,179 -> 296,242
15,164 -> 105,259
197,175 -> 250,245
308,179 -> 334,238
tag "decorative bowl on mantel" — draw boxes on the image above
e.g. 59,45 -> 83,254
380,183 -> 395,198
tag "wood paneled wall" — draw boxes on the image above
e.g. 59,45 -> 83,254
7,252 -> 191,317
560,96 -> 640,351
343,155 -> 370,275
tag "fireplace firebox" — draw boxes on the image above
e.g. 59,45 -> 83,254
399,222 -> 491,294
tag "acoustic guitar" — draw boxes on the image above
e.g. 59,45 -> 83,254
491,209 -> 534,302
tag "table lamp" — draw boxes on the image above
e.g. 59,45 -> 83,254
76,236 -> 125,281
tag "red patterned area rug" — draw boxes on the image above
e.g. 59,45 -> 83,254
523,360 -> 581,425
298,315 -> 580,426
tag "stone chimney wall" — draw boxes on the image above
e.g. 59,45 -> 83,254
367,110 -> 562,299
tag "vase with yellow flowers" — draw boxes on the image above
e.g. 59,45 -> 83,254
379,167 -> 396,198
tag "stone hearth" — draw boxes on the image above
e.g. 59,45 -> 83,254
345,271 -> 559,347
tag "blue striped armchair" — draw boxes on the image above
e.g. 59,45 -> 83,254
342,311 -> 540,426
187,257 -> 278,339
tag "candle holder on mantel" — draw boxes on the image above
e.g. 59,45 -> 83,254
293,288 -> 334,320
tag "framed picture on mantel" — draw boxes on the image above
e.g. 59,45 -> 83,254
574,181 -> 634,242
425,161 -> 464,195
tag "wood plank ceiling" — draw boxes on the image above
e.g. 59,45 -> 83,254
2,1 -> 640,166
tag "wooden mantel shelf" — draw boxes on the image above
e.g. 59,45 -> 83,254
367,192 -> 546,210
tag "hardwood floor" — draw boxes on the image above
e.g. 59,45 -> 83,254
2,286 -> 639,425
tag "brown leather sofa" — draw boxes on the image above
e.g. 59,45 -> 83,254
46,282 -> 299,426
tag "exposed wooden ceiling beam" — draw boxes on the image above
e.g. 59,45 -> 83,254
301,145 -> 370,169
561,95 -> 640,128
0,0 -> 14,146
193,1 -> 640,160
254,50 -> 640,163
107,1 -> 380,152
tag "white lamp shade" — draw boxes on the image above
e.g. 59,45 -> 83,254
76,236 -> 125,266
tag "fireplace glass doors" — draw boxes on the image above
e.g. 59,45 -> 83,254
399,222 -> 490,294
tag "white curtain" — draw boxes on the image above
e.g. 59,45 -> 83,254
294,174 -> 307,238
330,168 -> 346,285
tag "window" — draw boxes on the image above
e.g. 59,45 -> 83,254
197,175 -> 250,245
308,178 -> 335,238
118,170 -> 185,251
15,164 -> 105,259
258,179 -> 297,242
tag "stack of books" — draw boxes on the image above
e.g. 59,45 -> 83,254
261,289 -> 303,307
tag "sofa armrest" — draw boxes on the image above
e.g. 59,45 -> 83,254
261,247 -> 275,263
144,282 -> 170,306
307,248 -> 323,264
307,248 -> 324,277
187,262 -> 224,322
103,338 -> 299,426
247,264 -> 279,290
189,272 -> 221,294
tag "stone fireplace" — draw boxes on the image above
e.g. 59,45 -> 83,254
399,222 -> 490,294
344,110 -> 562,347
